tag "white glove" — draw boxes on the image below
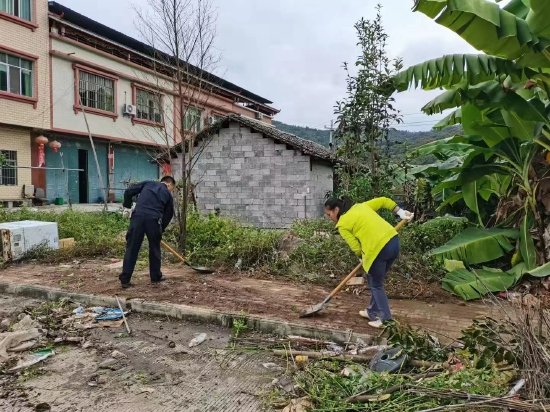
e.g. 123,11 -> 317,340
397,209 -> 414,221
122,208 -> 133,219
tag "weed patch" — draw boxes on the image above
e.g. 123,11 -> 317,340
1,209 -> 129,263
3,209 -> 459,286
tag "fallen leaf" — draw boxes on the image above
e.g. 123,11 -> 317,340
366,394 -> 391,402
282,397 -> 313,412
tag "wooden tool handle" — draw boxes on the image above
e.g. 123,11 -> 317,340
394,219 -> 408,231
330,218 -> 409,299
161,240 -> 187,264
329,262 -> 364,298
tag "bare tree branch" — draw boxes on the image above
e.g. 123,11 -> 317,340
132,0 -> 220,253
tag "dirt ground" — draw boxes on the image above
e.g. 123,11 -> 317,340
0,260 -> 500,340
0,294 -> 285,412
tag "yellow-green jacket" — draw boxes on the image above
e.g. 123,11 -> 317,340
336,197 -> 398,272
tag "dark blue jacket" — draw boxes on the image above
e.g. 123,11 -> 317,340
123,181 -> 174,231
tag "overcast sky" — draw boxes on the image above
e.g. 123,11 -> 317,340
58,0 -> 483,131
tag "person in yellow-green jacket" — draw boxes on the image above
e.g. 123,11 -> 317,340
324,196 -> 413,329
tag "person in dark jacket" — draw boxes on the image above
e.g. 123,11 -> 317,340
119,176 -> 175,288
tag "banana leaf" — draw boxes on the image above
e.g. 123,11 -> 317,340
444,259 -> 466,272
431,227 -> 520,264
395,54 -> 531,92
526,261 -> 550,278
520,215 -> 537,270
442,268 -> 517,300
413,0 -> 550,66
507,262 -> 527,282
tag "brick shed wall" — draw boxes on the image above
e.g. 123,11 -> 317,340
174,122 -> 334,228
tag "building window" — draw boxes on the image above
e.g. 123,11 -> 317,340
0,0 -> 32,21
136,88 -> 162,124
184,107 -> 202,133
0,52 -> 33,97
78,71 -> 115,113
0,150 -> 17,186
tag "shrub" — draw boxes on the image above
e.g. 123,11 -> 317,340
400,216 -> 469,255
290,218 -> 335,239
164,211 -> 282,269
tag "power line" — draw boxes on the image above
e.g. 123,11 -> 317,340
394,121 -> 441,126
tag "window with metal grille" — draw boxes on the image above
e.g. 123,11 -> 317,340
0,0 -> 32,21
136,89 -> 162,123
184,107 -> 202,133
0,150 -> 17,186
79,71 -> 115,112
0,52 -> 33,97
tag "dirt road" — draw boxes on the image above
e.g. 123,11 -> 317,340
0,261 -> 501,340
0,294 -> 284,411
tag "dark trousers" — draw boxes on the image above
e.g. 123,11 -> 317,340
365,235 -> 400,322
119,215 -> 162,284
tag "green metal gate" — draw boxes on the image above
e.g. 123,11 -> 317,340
111,145 -> 159,202
45,137 -> 108,204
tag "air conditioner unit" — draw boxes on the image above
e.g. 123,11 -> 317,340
0,220 -> 59,261
256,112 -> 264,120
123,104 -> 136,116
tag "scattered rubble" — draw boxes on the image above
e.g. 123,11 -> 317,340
9,349 -> 55,372
0,299 -> 130,379
188,333 -> 207,347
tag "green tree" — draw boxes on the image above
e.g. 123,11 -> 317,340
334,5 -> 403,202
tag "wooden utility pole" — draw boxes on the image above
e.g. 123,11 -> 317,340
325,120 -> 335,152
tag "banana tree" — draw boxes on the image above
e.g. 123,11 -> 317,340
394,0 -> 550,299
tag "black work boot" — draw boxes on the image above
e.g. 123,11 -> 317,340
151,275 -> 167,285
121,282 -> 134,289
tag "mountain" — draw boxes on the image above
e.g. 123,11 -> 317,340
273,120 -> 461,163
272,121 -> 332,146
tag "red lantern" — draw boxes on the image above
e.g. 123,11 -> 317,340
35,135 -> 48,167
35,135 -> 48,146
49,140 -> 61,153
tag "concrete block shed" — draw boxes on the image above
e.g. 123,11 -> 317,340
164,115 -> 337,228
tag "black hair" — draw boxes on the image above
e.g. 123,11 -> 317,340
161,175 -> 176,185
324,196 -> 353,219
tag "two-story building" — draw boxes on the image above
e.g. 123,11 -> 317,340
0,0 -> 50,203
44,2 -> 278,204
0,1 -> 278,205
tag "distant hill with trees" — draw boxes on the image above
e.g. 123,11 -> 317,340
273,120 -> 461,163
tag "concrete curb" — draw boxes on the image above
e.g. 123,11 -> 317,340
0,282 -> 376,345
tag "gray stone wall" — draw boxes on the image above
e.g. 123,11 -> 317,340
174,122 -> 334,228
308,160 -> 335,219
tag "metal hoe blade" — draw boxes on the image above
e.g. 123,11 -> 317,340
160,240 -> 214,274
300,295 -> 331,318
187,264 -> 214,274
299,301 -> 326,318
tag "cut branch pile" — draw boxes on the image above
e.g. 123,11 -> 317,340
408,386 -> 550,412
